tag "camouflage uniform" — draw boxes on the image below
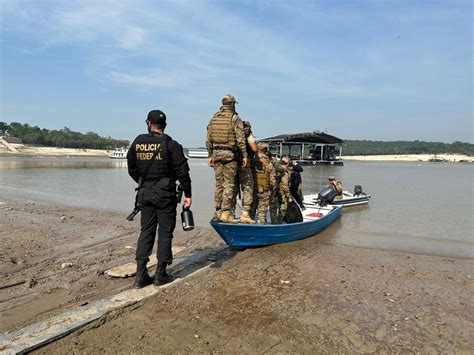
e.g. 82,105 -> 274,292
270,159 -> 285,223
231,125 -> 255,219
206,95 -> 247,222
254,144 -> 276,224
278,162 -> 292,224
329,177 -> 343,199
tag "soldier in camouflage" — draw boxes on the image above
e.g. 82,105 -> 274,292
328,176 -> 343,198
230,120 -> 257,223
278,156 -> 293,223
253,143 -> 276,224
269,155 -> 285,224
206,94 -> 248,223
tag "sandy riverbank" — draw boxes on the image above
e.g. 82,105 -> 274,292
1,199 -> 473,353
1,143 -> 472,162
343,153 -> 473,162
0,143 -> 110,157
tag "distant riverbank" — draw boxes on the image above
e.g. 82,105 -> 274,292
1,144 -> 472,162
0,143 -> 110,157
343,153 -> 473,162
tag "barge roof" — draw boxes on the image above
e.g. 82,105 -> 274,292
260,132 -> 344,144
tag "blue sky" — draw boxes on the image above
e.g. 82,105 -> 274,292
1,0 -> 472,146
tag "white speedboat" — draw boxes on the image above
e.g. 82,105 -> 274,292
304,190 -> 371,207
185,148 -> 208,159
109,147 -> 128,159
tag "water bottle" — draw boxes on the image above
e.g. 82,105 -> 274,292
181,207 -> 194,231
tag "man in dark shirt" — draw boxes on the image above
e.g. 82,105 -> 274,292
289,162 -> 305,210
127,109 -> 192,288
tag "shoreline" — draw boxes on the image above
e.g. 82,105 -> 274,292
1,144 -> 472,162
0,144 -> 110,157
1,198 -> 472,353
343,153 -> 473,162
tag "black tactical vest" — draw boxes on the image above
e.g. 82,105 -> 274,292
133,133 -> 172,181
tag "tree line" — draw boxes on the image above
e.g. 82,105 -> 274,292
0,122 -> 129,150
1,121 -> 472,155
343,140 -> 473,156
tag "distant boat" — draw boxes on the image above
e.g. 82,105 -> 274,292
109,147 -> 128,159
428,155 -> 445,162
186,148 -> 208,159
210,205 -> 342,249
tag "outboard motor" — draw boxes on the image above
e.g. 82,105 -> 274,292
318,186 -> 337,206
354,185 -> 363,196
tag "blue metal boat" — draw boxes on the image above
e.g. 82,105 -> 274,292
210,205 -> 342,249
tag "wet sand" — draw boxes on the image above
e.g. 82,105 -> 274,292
1,199 -> 473,353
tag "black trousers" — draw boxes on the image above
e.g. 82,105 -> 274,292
136,187 -> 177,265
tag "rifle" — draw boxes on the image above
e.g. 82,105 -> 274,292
126,177 -> 143,221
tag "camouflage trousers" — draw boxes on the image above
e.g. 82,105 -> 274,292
249,189 -> 258,219
269,190 -> 280,224
278,196 -> 289,224
256,190 -> 271,224
231,166 -> 254,213
213,159 -> 238,212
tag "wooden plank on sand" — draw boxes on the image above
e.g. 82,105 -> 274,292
105,246 -> 186,278
0,266 -> 210,354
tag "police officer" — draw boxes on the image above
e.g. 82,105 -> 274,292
278,156 -> 293,223
269,155 -> 285,223
127,109 -> 192,288
328,176 -> 343,198
206,94 -> 248,223
289,162 -> 305,210
253,142 -> 276,224
231,120 -> 257,223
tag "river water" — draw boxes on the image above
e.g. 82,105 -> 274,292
1,157 -> 472,258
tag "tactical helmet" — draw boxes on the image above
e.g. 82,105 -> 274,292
222,94 -> 238,105
328,176 -> 336,181
242,120 -> 251,128
281,156 -> 290,165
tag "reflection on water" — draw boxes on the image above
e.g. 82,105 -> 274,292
0,157 -> 128,169
0,157 -> 473,258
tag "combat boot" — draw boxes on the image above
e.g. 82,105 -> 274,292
219,210 -> 238,224
133,260 -> 153,289
154,261 -> 173,286
214,209 -> 222,220
240,210 -> 256,224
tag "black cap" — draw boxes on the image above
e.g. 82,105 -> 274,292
147,110 -> 166,124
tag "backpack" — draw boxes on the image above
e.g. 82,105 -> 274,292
284,201 -> 303,223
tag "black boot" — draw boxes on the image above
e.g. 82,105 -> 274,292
133,259 -> 153,289
154,261 -> 173,286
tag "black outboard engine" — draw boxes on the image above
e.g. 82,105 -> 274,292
318,186 -> 337,206
354,185 -> 363,196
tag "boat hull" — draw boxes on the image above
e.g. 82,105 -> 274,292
210,206 -> 342,249
304,192 -> 371,207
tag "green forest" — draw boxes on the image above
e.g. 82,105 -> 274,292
0,122 -> 129,150
343,140 -> 473,156
1,121 -> 472,155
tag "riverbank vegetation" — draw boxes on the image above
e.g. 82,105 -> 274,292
343,140 -> 473,156
1,121 -> 472,155
0,122 -> 129,149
